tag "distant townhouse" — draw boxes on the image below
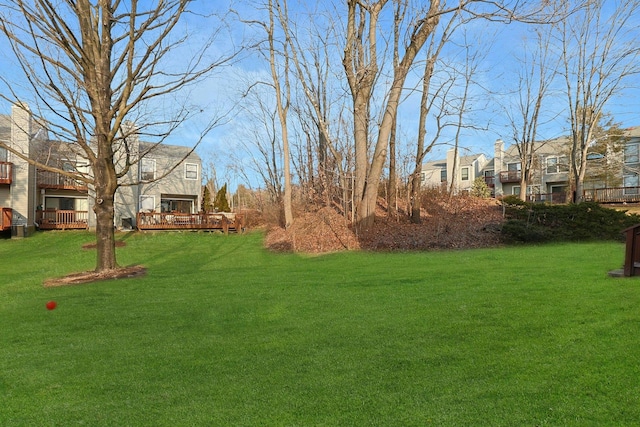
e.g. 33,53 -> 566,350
421,148 -> 489,194
492,137 -> 571,203
0,103 -> 202,236
423,127 -> 640,204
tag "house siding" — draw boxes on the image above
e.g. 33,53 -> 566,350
1,103 -> 203,235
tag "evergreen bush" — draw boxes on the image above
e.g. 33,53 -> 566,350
500,199 -> 640,243
214,184 -> 231,212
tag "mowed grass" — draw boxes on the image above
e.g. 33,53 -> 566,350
1,231 -> 640,426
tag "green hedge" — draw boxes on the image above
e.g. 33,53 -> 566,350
501,196 -> 640,243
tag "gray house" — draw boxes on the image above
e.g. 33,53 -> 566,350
421,148 -> 489,194
0,103 -> 202,236
492,138 -> 570,202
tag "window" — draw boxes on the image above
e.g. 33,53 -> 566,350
512,186 -> 521,196
625,144 -> 640,164
420,172 -> 426,183
161,198 -> 194,214
62,162 -> 75,172
461,167 -> 469,181
185,163 -> 198,180
0,147 -> 7,162
140,195 -> 155,212
140,158 -> 156,181
546,156 -> 569,174
440,169 -> 446,182
624,174 -> 639,195
507,162 -> 521,171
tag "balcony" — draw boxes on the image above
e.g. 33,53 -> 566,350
37,209 -> 89,230
0,162 -> 13,185
37,170 -> 88,191
0,207 -> 12,231
583,187 -> 640,204
137,212 -> 245,233
499,170 -> 521,183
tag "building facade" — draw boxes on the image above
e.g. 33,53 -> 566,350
0,103 -> 201,236
422,127 -> 640,203
421,148 -> 489,194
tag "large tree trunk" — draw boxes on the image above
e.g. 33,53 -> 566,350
94,194 -> 117,271
349,0 -> 441,230
409,171 -> 422,224
387,119 -> 397,218
93,155 -> 118,271
353,92 -> 370,209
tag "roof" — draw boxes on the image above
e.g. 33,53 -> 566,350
460,153 -> 485,166
482,158 -> 495,171
422,160 -> 446,170
139,141 -> 201,162
422,152 -> 486,170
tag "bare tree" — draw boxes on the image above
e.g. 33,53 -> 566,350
343,0 -> 551,229
408,19 -> 486,222
237,92 -> 284,204
0,0 -> 234,272
343,0 -> 445,229
505,27 -> 558,201
269,0 -> 354,218
557,0 -> 640,202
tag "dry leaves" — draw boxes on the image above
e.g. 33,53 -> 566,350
265,196 -> 504,253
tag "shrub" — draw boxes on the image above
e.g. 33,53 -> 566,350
501,200 -> 640,243
470,177 -> 491,198
214,184 -> 231,212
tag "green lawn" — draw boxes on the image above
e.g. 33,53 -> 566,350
1,231 -> 639,426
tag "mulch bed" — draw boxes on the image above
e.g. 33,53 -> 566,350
43,265 -> 147,287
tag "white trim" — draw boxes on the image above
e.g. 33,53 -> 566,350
461,167 -> 470,181
140,158 -> 156,181
185,162 -> 198,180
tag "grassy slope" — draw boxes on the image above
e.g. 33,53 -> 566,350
1,231 -> 639,426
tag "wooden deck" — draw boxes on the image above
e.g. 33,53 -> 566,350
136,212 -> 245,233
583,187 -> 640,203
37,171 -> 88,191
0,207 -> 12,231
37,209 -> 89,230
499,170 -> 521,183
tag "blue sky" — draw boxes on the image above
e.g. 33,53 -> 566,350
1,0 -> 639,190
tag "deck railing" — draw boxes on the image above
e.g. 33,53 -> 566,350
37,171 -> 88,191
526,193 -> 568,204
499,170 -> 521,183
0,207 -> 12,231
0,162 -> 12,185
137,212 -> 245,233
583,187 -> 640,204
37,209 -> 89,230
484,176 -> 495,187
